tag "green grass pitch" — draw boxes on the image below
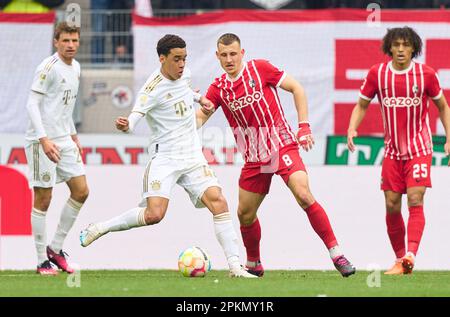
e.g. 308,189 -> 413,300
1,270 -> 450,297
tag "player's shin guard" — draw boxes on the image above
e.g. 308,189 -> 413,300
31,208 -> 48,265
386,211 -> 406,258
50,198 -> 83,253
407,205 -> 425,256
97,207 -> 147,234
240,218 -> 261,262
304,202 -> 337,249
213,212 -> 240,270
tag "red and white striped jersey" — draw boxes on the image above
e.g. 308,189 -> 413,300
206,59 -> 298,163
360,61 -> 443,160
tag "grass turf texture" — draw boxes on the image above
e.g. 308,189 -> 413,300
1,270 -> 450,297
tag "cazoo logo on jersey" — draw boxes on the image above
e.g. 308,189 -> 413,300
229,91 -> 262,111
382,97 -> 421,108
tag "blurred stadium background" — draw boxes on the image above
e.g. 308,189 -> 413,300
0,1 -> 449,273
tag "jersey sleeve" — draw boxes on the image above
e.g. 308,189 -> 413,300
205,83 -> 222,110
30,63 -> 55,95
359,65 -> 378,101
426,69 -> 443,100
132,92 -> 156,114
256,60 -> 286,87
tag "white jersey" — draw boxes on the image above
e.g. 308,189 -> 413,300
132,67 -> 203,160
26,53 -> 80,141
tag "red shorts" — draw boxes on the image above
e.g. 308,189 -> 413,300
239,144 -> 307,195
381,154 -> 432,194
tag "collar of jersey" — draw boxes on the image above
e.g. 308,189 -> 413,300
388,60 -> 414,75
226,61 -> 247,82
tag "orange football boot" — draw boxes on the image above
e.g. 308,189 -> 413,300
384,260 -> 404,275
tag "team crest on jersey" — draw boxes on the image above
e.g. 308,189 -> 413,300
249,79 -> 256,88
41,172 -> 51,183
412,85 -> 419,94
151,180 -> 161,191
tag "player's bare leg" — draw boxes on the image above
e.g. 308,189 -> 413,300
384,190 -> 406,275
288,171 -> 355,277
80,197 -> 168,247
32,187 -> 58,275
47,176 -> 89,274
237,188 -> 265,276
402,186 -> 426,274
201,186 -> 257,278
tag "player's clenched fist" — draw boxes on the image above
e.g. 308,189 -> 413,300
296,121 -> 314,151
115,116 -> 129,132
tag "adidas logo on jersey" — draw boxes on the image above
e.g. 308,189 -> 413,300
165,93 -> 173,100
61,79 -> 66,84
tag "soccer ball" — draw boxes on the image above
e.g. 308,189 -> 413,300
178,246 -> 211,277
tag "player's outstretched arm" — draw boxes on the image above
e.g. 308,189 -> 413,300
433,95 -> 450,165
279,74 -> 314,151
347,98 -> 370,153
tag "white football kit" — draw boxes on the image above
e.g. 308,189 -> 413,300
132,67 -> 220,208
25,53 -> 84,187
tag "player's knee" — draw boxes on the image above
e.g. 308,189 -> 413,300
34,192 -> 52,211
237,206 -> 257,225
72,186 -> 89,203
144,205 -> 166,225
209,193 -> 228,213
294,187 -> 314,209
407,194 -> 423,207
385,199 -> 401,213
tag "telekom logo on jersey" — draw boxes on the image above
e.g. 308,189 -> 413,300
382,97 -> 422,108
229,91 -> 262,111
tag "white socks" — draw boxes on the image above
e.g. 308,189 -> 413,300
31,208 -> 47,265
97,207 -> 147,234
213,212 -> 241,270
50,198 -> 83,253
329,245 -> 343,259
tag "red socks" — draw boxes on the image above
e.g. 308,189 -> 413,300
407,205 -> 425,256
386,206 -> 425,258
304,202 -> 337,249
240,218 -> 261,262
386,212 -> 406,258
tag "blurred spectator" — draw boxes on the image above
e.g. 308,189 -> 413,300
111,0 -> 134,64
91,0 -> 108,63
91,0 -> 133,64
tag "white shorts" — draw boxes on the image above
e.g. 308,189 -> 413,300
139,154 -> 221,209
25,136 -> 85,188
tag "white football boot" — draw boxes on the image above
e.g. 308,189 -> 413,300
229,265 -> 258,278
80,224 -> 105,247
